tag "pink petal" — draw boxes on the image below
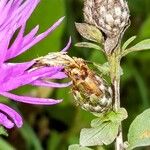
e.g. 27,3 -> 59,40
31,80 -> 72,88
0,0 -> 13,26
0,66 -> 62,91
6,24 -> 26,60
21,25 -> 39,48
0,61 -> 35,83
0,31 -> 11,65
61,37 -> 72,52
0,103 -> 23,128
6,25 -> 39,60
0,112 -> 14,129
48,72 -> 67,79
14,17 -> 65,57
0,0 -> 7,14
16,0 -> 40,28
2,0 -> 40,31
0,92 -> 62,105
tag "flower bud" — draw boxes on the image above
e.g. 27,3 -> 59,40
83,0 -> 130,54
35,52 -> 112,113
65,57 -> 112,113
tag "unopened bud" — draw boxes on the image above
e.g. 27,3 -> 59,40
65,57 -> 112,113
83,0 -> 130,54
35,53 -> 112,113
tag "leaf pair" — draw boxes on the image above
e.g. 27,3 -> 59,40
80,108 -> 127,147
69,109 -> 150,149
75,23 -> 103,52
75,23 -> 150,57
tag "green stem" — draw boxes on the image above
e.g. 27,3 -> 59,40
108,49 -> 124,150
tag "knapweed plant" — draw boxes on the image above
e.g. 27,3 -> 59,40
37,0 -> 150,150
1,0 -> 150,150
69,0 -> 150,149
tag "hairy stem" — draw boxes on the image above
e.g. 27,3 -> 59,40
108,49 -> 124,150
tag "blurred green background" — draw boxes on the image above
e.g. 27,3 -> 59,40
0,0 -> 150,149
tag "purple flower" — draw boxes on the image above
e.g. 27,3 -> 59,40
0,0 -> 71,129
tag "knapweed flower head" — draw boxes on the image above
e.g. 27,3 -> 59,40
0,0 -> 71,129
83,0 -> 130,54
36,52 -> 113,113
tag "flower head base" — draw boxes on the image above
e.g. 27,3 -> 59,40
83,0 -> 130,54
36,52 -> 112,113
0,0 -> 71,129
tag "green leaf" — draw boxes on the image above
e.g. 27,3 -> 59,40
19,122 -> 43,150
47,131 -> 63,150
75,42 -> 103,51
128,39 -> 150,51
0,138 -> 15,150
138,15 -> 150,39
68,144 -> 93,150
122,36 -> 137,51
93,62 -> 110,76
80,108 -> 127,147
93,62 -> 123,76
80,121 -> 118,146
0,126 -> 8,136
75,23 -> 103,43
122,39 -> 150,56
127,108 -> 150,150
